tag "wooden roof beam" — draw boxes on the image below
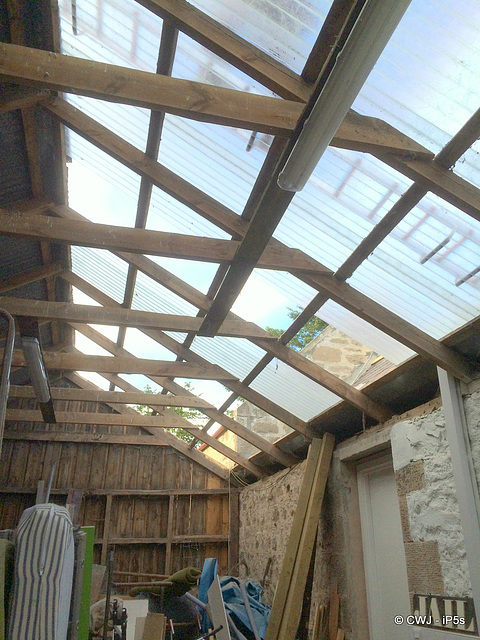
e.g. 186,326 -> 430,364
0,43 -> 303,135
8,385 -> 213,409
7,348 -> 239,380
5,408 -> 203,429
133,0 -> 312,103
116,21 -> 179,355
0,210 -> 325,273
0,296 -> 274,341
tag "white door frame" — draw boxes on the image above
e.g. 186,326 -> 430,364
357,453 -> 410,640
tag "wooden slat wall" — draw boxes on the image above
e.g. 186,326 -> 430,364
0,395 -> 232,579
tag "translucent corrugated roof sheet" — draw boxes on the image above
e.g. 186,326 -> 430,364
59,0 -> 479,422
190,0 -> 330,74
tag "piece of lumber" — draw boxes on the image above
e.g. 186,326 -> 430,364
0,261 -> 64,294
329,580 -> 340,640
0,295 -> 273,340
134,0 -> 310,102
5,408 -> 204,429
0,43 -> 303,135
265,434 -> 335,640
8,384 -> 212,409
6,348 -> 238,380
0,211 -> 324,273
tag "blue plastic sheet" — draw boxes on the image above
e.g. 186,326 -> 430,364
220,576 -> 271,639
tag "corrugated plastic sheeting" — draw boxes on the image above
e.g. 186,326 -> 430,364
348,202 -> 480,339
190,0 -> 330,74
190,335 -> 266,381
59,0 -> 163,71
455,144 -> 480,190
352,0 -> 480,151
250,359 -> 341,421
71,245 -> 128,304
273,148 -> 414,272
131,269 -> 199,316
66,94 -> 151,154
148,187 -> 232,240
123,328 -> 178,361
157,113 -> 265,214
145,256 -> 222,297
174,31 -> 277,97
66,132 -> 141,225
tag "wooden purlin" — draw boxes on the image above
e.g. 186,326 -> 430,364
8,384 -> 213,409
0,296 -> 274,341
0,211 -> 326,272
116,21 -> 178,359
0,43 -> 304,135
6,347 -> 239,380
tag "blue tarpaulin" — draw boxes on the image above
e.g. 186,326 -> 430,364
220,576 -> 271,639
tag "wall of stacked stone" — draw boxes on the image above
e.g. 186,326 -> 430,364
390,387 -> 480,599
239,386 -> 480,638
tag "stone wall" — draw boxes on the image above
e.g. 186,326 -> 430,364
235,326 -> 377,458
239,386 -> 480,639
390,388 -> 480,599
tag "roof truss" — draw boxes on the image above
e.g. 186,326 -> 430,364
1,0 -> 479,477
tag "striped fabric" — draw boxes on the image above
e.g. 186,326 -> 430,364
8,504 -> 75,640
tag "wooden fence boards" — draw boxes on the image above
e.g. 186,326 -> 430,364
1,393 -> 232,577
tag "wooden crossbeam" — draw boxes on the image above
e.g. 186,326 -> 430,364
134,0 -> 311,103
63,372 -> 232,480
70,321 -> 300,468
0,43 -> 303,135
0,296 -> 274,340
7,348 -> 238,380
0,210 -> 324,273
8,384 -> 212,409
0,261 -> 64,293
5,408 -> 199,428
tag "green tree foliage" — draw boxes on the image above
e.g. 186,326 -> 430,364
265,307 -> 327,351
135,383 -> 203,446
